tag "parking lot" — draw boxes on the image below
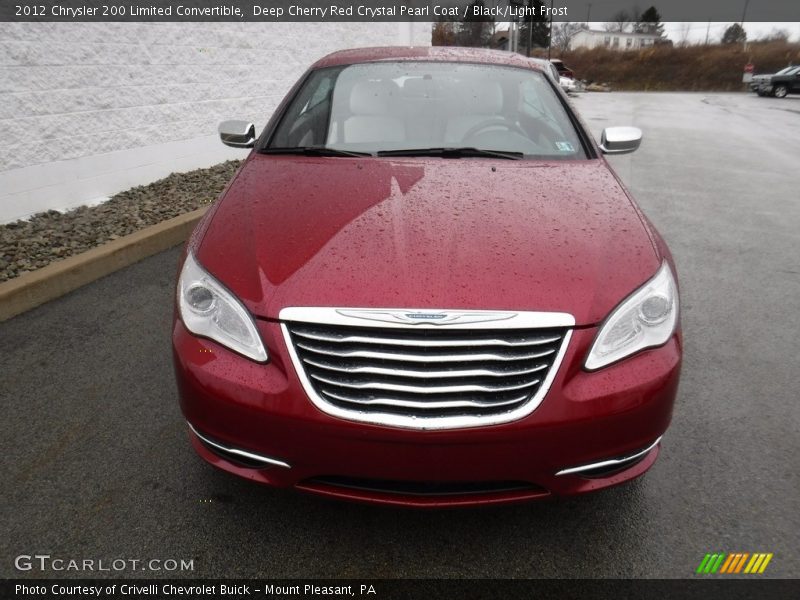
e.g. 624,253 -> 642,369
2,92 -> 799,579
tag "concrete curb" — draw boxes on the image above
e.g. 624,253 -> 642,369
0,207 -> 208,322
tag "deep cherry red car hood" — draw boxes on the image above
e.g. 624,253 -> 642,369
196,155 -> 660,326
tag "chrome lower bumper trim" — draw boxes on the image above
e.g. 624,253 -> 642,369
555,436 -> 662,476
187,422 -> 291,469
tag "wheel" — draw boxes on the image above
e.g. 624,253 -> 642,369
773,85 -> 788,98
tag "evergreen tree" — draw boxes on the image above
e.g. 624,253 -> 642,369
517,0 -> 549,54
637,6 -> 665,38
455,0 -> 494,48
721,23 -> 747,44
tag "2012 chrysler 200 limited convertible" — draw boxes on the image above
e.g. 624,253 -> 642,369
172,47 -> 681,507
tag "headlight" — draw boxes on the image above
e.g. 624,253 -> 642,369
585,261 -> 678,370
177,252 -> 268,363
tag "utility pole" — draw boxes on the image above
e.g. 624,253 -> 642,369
508,0 -> 517,53
547,0 -> 554,59
705,21 -> 710,45
525,0 -> 533,56
511,16 -> 518,52
741,0 -> 750,51
586,3 -> 592,23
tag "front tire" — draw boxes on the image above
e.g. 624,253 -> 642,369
773,85 -> 788,98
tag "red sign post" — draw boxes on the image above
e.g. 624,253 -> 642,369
743,63 -> 754,83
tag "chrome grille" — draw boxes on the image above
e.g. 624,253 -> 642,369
284,320 -> 570,428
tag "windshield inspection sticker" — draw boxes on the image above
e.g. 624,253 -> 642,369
555,141 -> 575,152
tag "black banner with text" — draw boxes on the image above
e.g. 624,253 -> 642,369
5,579 -> 800,600
2,0 -> 799,22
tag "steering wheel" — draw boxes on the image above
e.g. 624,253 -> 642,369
461,117 -> 528,142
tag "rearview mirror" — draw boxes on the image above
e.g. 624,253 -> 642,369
599,127 -> 642,155
219,120 -> 256,148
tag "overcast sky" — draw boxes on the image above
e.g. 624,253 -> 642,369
548,21 -> 800,44
659,22 -> 800,43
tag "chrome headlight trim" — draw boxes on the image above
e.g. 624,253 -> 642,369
177,252 -> 268,363
584,261 -> 678,371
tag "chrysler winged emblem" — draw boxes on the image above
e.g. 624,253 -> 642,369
335,309 -> 517,326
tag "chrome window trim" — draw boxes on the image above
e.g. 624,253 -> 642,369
555,436 -> 662,476
279,307 -> 574,431
187,422 -> 291,469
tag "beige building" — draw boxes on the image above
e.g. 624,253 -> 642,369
571,29 -> 662,51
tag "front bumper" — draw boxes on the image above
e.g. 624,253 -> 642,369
173,318 -> 681,507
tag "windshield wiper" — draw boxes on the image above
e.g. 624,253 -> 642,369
377,147 -> 523,160
260,146 -> 373,157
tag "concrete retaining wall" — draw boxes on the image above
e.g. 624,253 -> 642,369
0,22 -> 431,223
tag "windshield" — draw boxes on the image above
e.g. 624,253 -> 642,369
267,61 -> 587,160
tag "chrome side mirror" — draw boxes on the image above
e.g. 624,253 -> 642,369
219,120 -> 256,148
599,127 -> 642,155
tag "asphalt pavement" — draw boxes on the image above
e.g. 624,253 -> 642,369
2,92 -> 799,579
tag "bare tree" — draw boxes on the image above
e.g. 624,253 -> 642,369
758,28 -> 790,42
432,21 -> 458,46
630,5 -> 642,25
552,22 -> 587,53
676,22 -> 692,47
604,10 -> 631,33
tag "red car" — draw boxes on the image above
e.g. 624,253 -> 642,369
550,58 -> 575,79
173,47 -> 681,507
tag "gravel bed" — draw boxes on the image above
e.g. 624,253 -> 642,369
0,160 -> 242,283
